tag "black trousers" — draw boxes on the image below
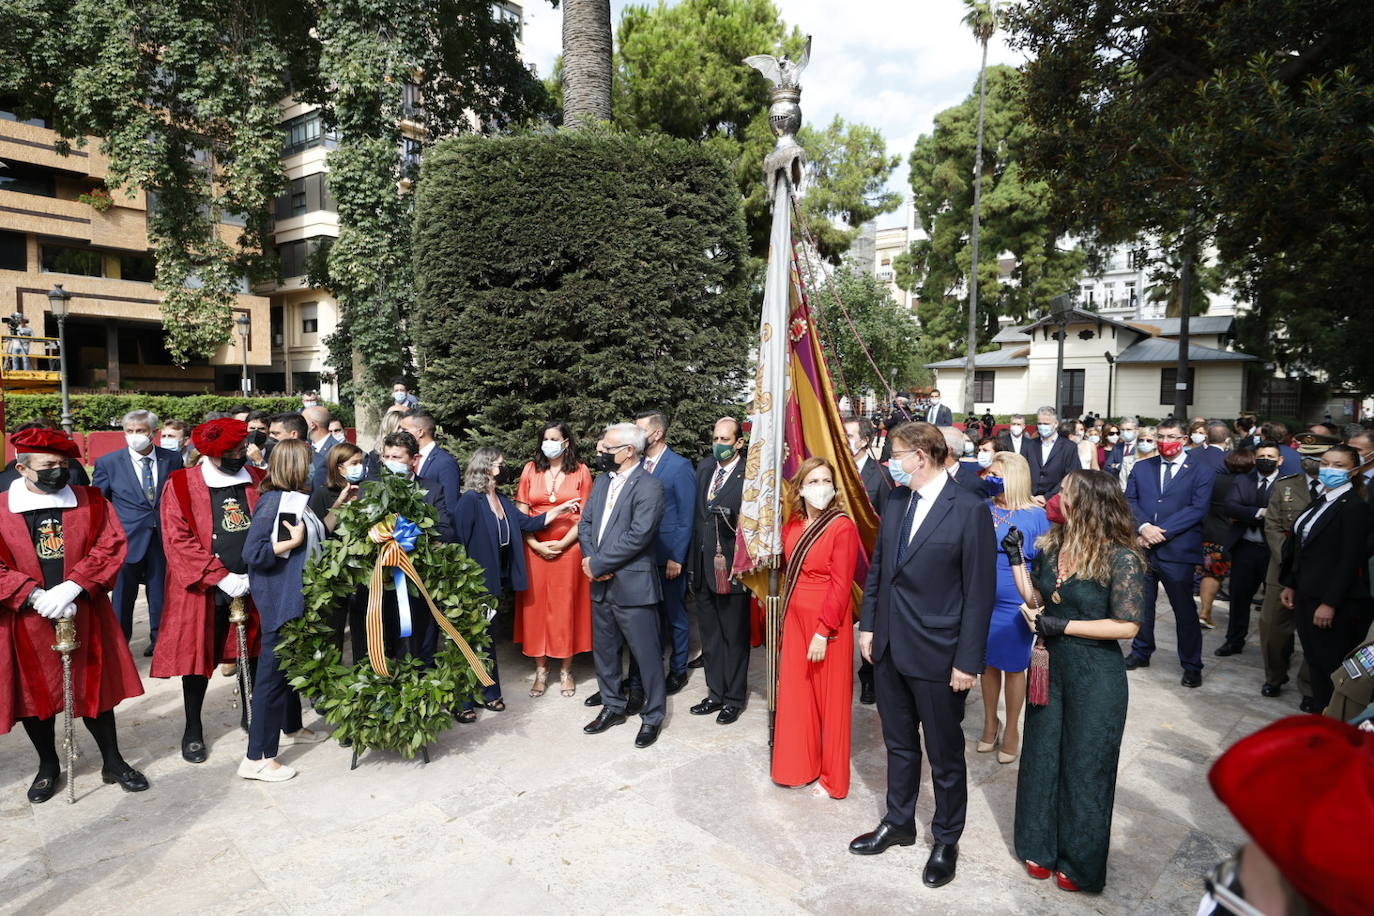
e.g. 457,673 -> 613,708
1222,540 -> 1268,650
114,535 -> 166,642
874,650 -> 969,845
1295,595 -> 1371,711
592,598 -> 665,725
695,588 -> 750,707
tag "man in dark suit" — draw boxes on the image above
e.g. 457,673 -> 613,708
1103,416 -> 1139,477
400,409 -> 462,536
922,389 -> 954,427
1262,421 -> 1303,478
301,404 -> 341,480
1124,417 -> 1217,686
580,423 -> 667,748
1217,442 -> 1284,657
850,421 -> 996,888
941,426 -> 990,499
634,410 -> 697,696
846,415 -> 893,705
687,417 -> 751,723
92,408 -> 183,653
1026,407 -> 1078,500
995,414 -> 1030,458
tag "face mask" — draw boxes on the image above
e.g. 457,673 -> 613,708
1122,429 -> 1137,442
126,433 -> 152,452
1252,434 -> 1262,446
962,440 -> 974,455
801,483 -> 835,510
393,391 -> 407,403
1088,434 -> 1101,444
1318,467 -> 1350,490
30,466 -> 71,494
1037,423 -> 1054,438
383,459 -> 411,476
887,458 -> 912,488
1044,493 -> 1066,525
541,440 -> 565,459
217,455 -> 248,475
850,439 -> 867,456
983,474 -> 1005,496
1136,439 -> 1154,453
976,451 -> 993,469
1190,433 -> 1206,445
495,465 -> 517,486
713,443 -> 736,463
597,451 -> 621,472
1009,424 -> 1024,436
1158,440 -> 1185,460
344,463 -> 365,482
248,429 -> 268,448
1107,434 -> 1119,444
1254,458 -> 1278,476
929,398 -> 940,406
303,400 -> 318,409
160,436 -> 181,451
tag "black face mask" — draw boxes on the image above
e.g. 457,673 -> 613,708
597,451 -> 620,472
1254,458 -> 1278,476
248,429 -> 268,448
217,455 -> 248,475
495,466 -> 517,487
31,466 -> 71,494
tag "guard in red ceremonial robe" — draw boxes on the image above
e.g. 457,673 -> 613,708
151,418 -> 264,763
0,428 -> 148,803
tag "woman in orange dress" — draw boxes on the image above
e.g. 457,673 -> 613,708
771,457 -> 861,799
515,422 -> 593,698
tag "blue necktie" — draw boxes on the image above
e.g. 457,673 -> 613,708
142,456 -> 155,504
894,491 -> 922,564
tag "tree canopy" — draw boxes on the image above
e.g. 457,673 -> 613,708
806,265 -> 929,398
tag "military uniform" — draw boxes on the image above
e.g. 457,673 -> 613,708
1259,472 -> 1315,699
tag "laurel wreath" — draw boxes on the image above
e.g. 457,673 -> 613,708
276,473 -> 493,757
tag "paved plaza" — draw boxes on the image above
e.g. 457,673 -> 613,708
1,593 -> 1289,915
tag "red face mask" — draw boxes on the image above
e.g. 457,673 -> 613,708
1045,493 -> 1066,525
1157,440 -> 1185,460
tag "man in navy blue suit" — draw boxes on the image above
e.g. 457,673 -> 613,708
1218,441 -> 1284,657
940,426 -> 990,499
1026,407 -> 1079,500
1124,417 -> 1217,686
301,404 -> 341,481
630,411 -> 697,697
92,408 -> 183,654
400,409 -> 462,537
850,421 -> 996,888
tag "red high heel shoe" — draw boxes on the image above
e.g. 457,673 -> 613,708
1025,861 -> 1052,880
1055,871 -> 1081,892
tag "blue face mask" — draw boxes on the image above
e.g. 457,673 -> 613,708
1318,467 -> 1350,490
383,459 -> 411,477
344,463 -> 364,482
887,458 -> 912,488
976,451 -> 993,468
1037,423 -> 1055,438
983,474 -> 1005,496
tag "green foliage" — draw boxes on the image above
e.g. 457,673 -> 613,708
895,65 -> 1085,359
277,472 -> 495,756
2,394 -> 347,433
805,266 -> 929,396
411,129 -> 751,463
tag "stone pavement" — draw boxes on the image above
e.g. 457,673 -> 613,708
1,593 -> 1296,915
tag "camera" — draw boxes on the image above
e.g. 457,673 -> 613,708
4,312 -> 22,334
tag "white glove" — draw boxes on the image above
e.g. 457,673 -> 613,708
59,604 -> 77,620
32,580 -> 82,617
25,587 -> 46,609
216,572 -> 250,598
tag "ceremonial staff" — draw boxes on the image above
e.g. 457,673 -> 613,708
229,596 -> 253,725
51,616 -> 79,804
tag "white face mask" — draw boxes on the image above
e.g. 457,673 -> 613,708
1088,434 -> 1101,444
126,433 -> 152,452
1121,428 -> 1137,442
541,440 -> 565,459
1191,432 -> 1207,445
303,400 -> 318,409
1108,434 -> 1120,444
976,451 -> 993,469
929,398 -> 940,406
383,459 -> 411,476
160,436 -> 181,451
1009,424 -> 1024,436
344,463 -> 365,482
962,440 -> 974,455
801,482 -> 835,510
393,391 -> 407,403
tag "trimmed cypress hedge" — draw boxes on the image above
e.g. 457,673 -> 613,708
412,129 -> 752,461
2,394 -> 349,432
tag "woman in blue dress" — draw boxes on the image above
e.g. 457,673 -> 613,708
978,450 -> 1050,764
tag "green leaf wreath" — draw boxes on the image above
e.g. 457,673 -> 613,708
276,473 -> 494,756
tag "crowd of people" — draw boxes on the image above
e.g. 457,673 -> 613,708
1,388 -> 1371,912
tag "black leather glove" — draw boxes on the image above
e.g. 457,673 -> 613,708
1034,614 -> 1069,638
1001,526 -> 1025,567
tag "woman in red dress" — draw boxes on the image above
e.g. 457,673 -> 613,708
515,422 -> 593,698
771,456 -> 861,799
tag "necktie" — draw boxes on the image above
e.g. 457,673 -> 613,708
894,492 -> 922,565
142,456 -> 155,504
1309,479 -> 1320,501
1162,460 -> 1175,490
1256,477 -> 1269,507
708,465 -> 728,500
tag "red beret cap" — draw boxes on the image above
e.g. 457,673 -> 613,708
191,417 -> 248,457
12,427 -> 82,461
1209,715 -> 1373,916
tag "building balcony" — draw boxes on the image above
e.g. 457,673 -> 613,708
0,119 -> 110,179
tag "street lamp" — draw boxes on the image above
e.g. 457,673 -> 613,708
46,284 -> 73,435
235,313 -> 251,396
1104,350 -> 1117,419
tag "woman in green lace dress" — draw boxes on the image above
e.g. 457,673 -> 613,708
1004,469 -> 1147,894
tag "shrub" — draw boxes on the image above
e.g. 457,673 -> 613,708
3,393 -> 350,432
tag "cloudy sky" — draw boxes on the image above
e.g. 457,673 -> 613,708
521,0 -> 1024,229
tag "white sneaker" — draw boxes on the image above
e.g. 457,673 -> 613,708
237,758 -> 297,782
282,729 -> 326,745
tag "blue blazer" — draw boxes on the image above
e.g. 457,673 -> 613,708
578,465 -> 665,608
310,433 -> 342,480
951,460 -> 990,499
454,489 -> 548,596
1278,443 -> 1303,479
1104,441 -> 1126,476
244,490 -> 312,633
91,445 -> 183,563
1125,453 -> 1218,567
645,448 -> 695,566
418,445 -> 462,534
860,479 -> 997,681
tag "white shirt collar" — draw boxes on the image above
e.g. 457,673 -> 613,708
312,434 -> 332,453
7,478 -> 77,512
200,460 -> 251,488
854,453 -> 868,472
913,469 -> 948,503
1260,470 -> 1279,486
418,440 -> 436,460
128,445 -> 155,463
716,455 -> 741,476
1321,482 -> 1352,502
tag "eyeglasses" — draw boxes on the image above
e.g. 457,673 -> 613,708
889,449 -> 916,460
1203,851 -> 1266,916
1157,434 -> 1187,443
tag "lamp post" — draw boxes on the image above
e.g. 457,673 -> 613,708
46,284 -> 73,435
235,313 -> 251,396
1104,350 -> 1117,419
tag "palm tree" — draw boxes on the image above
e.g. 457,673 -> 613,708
561,0 -> 612,129
961,0 -> 997,415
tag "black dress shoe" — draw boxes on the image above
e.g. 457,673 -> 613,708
716,705 -> 742,725
27,771 -> 60,804
1260,682 -> 1282,698
102,765 -> 150,792
1124,654 -> 1150,670
859,678 -> 876,705
584,690 -> 603,707
1181,670 -> 1202,688
664,670 -> 690,696
583,708 -> 627,734
626,689 -> 646,717
690,698 -> 724,716
1299,696 -> 1319,713
181,736 -> 208,764
848,820 -> 917,856
634,722 -> 661,748
687,655 -> 705,669
923,842 -> 959,887
143,643 -> 155,658
1214,643 -> 1243,657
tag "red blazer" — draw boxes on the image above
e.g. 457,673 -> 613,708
151,466 -> 264,678
0,485 -> 141,733
782,514 -> 861,637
